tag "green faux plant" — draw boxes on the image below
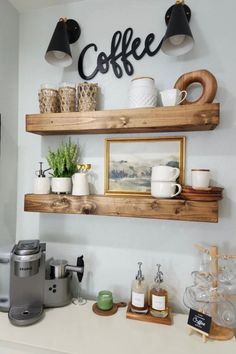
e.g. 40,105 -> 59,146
46,139 -> 79,177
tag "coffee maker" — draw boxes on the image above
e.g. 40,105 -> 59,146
5,240 -> 84,326
9,240 -> 46,326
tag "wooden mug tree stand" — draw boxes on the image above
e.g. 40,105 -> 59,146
188,245 -> 236,342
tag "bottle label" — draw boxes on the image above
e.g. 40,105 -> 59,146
132,291 -> 144,308
152,294 -> 165,311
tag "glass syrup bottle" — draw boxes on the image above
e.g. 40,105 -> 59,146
150,264 -> 168,318
130,262 -> 148,314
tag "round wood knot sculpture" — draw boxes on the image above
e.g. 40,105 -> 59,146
174,69 -> 217,105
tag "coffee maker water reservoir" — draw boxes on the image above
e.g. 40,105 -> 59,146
0,245 -> 12,312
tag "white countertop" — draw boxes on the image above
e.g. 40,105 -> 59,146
0,302 -> 235,354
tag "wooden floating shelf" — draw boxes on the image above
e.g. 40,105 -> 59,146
24,194 -> 219,223
26,103 -> 219,135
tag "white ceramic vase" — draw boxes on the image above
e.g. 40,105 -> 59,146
129,77 -> 158,108
51,177 -> 72,194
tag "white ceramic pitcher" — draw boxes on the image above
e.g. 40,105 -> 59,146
72,173 -> 89,196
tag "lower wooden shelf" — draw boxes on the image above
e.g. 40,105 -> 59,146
24,194 -> 219,223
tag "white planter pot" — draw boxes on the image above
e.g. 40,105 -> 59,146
51,177 -> 72,194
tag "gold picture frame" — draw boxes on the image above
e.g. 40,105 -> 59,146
104,136 -> 185,196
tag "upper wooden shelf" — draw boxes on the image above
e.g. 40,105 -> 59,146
26,103 -> 219,135
24,194 -> 219,223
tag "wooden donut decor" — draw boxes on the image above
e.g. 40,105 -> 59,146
174,69 -> 217,105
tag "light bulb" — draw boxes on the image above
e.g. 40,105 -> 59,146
53,51 -> 67,59
169,35 -> 185,46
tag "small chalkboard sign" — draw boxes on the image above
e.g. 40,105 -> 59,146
188,308 -> 212,334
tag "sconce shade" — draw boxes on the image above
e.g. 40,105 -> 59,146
161,3 -> 194,56
45,19 -> 80,67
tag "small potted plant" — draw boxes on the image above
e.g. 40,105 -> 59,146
46,139 -> 79,194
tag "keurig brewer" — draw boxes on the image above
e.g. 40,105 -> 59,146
9,240 -> 46,326
5,240 -> 84,326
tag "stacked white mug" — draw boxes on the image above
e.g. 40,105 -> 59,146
151,165 -> 182,198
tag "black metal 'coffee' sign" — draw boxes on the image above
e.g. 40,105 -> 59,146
78,28 -> 163,80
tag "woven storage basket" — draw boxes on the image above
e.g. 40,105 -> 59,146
38,88 -> 59,113
58,85 -> 76,112
78,83 -> 98,112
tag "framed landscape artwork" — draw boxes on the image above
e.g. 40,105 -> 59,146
104,136 -> 185,195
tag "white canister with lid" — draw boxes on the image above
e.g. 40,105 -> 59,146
129,77 -> 158,108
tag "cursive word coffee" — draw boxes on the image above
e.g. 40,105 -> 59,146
78,27 -> 163,80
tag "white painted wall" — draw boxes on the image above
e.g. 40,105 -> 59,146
17,0 -> 236,312
0,1 -> 18,245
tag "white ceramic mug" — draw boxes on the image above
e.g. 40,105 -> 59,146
72,173 -> 89,196
151,181 -> 182,198
151,165 -> 180,182
33,177 -> 51,194
159,89 -> 187,106
191,169 -> 210,189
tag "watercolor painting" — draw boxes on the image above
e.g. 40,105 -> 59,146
105,137 -> 185,195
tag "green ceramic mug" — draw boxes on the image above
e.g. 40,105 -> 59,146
97,290 -> 113,311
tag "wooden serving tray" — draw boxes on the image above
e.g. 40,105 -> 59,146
126,303 -> 172,325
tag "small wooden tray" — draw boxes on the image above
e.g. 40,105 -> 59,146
181,186 -> 223,201
183,186 -> 223,194
92,302 -> 127,316
126,303 -> 172,325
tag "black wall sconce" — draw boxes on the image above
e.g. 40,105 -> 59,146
161,0 -> 194,56
45,18 -> 81,67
